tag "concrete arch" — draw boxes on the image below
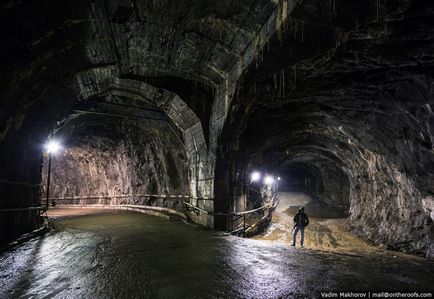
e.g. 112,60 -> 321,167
69,71 -> 213,225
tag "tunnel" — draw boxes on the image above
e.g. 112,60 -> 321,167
1,0 -> 434,297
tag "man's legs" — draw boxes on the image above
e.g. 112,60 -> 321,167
292,226 -> 300,246
300,227 -> 304,247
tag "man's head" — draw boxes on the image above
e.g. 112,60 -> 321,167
299,207 -> 304,213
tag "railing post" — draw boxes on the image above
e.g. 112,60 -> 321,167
226,214 -> 229,232
243,214 -> 246,234
46,153 -> 52,209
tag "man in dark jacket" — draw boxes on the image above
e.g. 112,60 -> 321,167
291,207 -> 309,247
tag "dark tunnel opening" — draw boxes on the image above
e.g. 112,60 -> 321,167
277,162 -> 350,219
278,167 -> 318,193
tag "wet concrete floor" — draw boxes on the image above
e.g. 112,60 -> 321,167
1,208 -> 434,298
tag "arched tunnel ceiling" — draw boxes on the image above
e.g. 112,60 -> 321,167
0,0 -> 290,143
1,0 -> 276,83
229,0 -> 434,182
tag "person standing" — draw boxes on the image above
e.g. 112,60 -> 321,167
291,207 -> 309,247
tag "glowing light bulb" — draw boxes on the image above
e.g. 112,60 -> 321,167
264,176 -> 274,185
45,140 -> 62,154
251,171 -> 261,182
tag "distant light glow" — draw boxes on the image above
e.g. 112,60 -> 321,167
264,176 -> 275,185
45,140 -> 62,154
277,177 -> 281,181
251,171 -> 261,182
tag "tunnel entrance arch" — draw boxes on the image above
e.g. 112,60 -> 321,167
0,72 -> 218,243
40,75 -> 215,225
40,109 -> 190,210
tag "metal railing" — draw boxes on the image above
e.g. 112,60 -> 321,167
229,193 -> 279,236
182,193 -> 279,236
46,194 -> 212,200
0,193 -> 279,238
0,206 -> 47,213
39,194 -> 213,207
0,206 -> 51,237
0,193 -> 212,214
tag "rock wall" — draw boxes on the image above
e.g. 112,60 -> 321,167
42,116 -> 189,209
347,150 -> 433,256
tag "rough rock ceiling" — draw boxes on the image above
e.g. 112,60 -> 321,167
1,0 -> 276,82
240,0 -> 434,184
0,0 -> 280,138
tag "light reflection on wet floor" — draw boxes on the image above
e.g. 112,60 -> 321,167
1,210 -> 433,298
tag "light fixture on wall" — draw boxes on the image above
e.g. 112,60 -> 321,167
250,171 -> 261,182
45,140 -> 62,154
264,175 -> 275,185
